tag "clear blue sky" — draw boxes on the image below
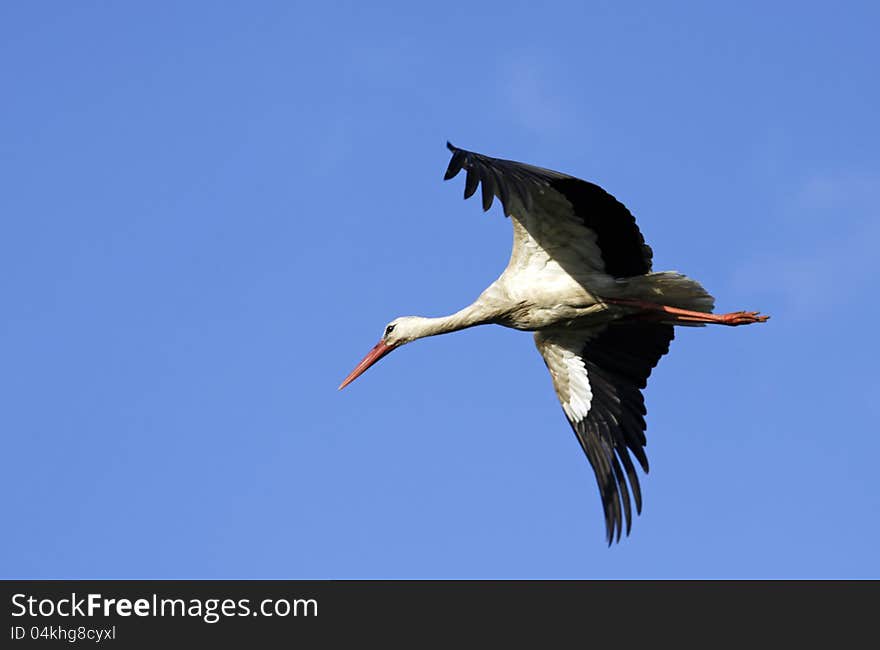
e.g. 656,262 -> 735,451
2,2 -> 878,578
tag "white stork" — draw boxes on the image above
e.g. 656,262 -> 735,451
340,143 -> 768,544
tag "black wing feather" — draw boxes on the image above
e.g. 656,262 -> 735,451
574,322 -> 674,544
444,142 -> 653,277
464,166 -> 480,199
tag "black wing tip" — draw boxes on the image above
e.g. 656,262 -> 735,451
605,518 -> 633,546
443,142 -> 500,213
603,509 -> 627,546
605,503 -> 629,545
443,141 -> 467,181
442,142 -> 532,217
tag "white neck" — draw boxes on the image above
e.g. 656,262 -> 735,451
409,300 -> 498,340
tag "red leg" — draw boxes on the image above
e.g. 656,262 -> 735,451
604,298 -> 770,326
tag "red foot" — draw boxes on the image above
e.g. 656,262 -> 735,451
718,311 -> 770,326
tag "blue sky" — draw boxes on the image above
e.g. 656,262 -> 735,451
2,2 -> 878,578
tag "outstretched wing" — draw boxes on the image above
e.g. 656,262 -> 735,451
534,322 -> 674,544
444,142 -> 653,278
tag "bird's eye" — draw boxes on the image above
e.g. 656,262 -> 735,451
385,324 -> 396,336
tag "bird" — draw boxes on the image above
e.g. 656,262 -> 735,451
339,142 -> 768,544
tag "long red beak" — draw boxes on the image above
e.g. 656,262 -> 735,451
338,340 -> 396,390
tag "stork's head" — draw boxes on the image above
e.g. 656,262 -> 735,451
338,316 -> 425,390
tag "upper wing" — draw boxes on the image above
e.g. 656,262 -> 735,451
535,322 -> 674,544
444,142 -> 653,278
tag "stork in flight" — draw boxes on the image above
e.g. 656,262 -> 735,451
340,143 -> 768,544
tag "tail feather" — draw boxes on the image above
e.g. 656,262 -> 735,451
624,272 -> 715,314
